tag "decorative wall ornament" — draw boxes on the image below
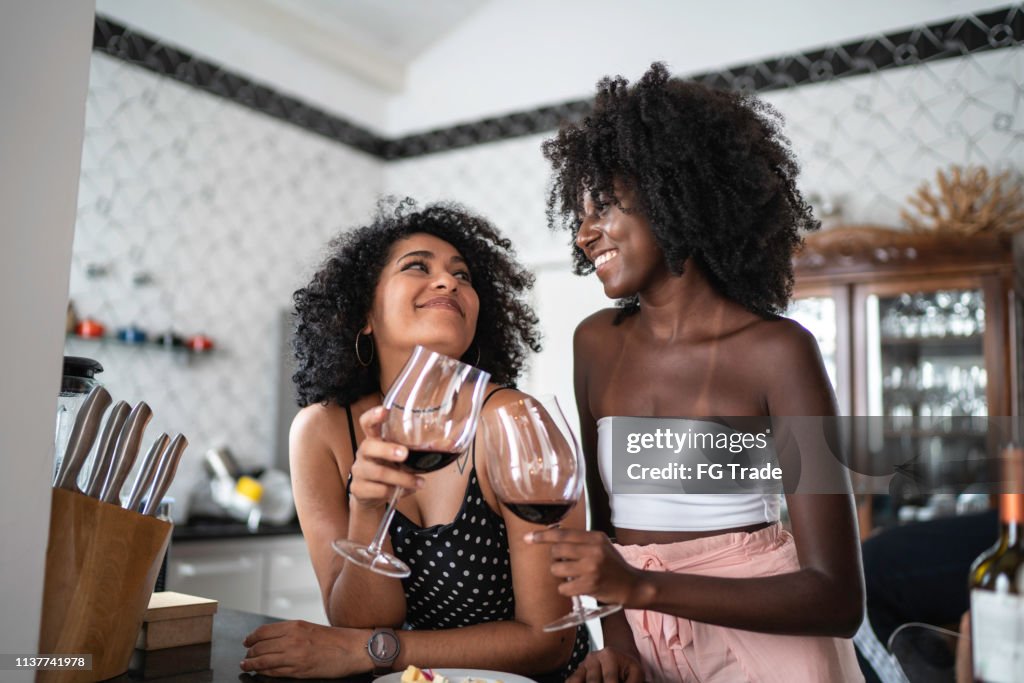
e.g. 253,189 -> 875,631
900,165 -> 1024,235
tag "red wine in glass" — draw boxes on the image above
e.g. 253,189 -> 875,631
503,500 -> 576,526
403,449 -> 461,473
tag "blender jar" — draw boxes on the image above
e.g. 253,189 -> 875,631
54,356 -> 103,481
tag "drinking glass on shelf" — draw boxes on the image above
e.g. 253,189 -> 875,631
483,395 -> 622,631
332,345 -> 491,578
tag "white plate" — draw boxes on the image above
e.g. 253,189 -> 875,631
373,669 -> 537,683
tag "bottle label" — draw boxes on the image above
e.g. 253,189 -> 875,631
972,589 -> 1024,682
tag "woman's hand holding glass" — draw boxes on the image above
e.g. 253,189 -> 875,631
332,345 -> 491,578
348,406 -> 423,509
526,527 -> 646,608
484,395 -> 622,631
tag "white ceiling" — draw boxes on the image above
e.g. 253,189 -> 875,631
202,0 -> 489,91
95,0 -> 1010,137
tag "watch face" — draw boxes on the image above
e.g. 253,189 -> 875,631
370,629 -> 400,661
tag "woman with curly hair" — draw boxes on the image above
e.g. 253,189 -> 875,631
241,200 -> 590,679
528,63 -> 865,682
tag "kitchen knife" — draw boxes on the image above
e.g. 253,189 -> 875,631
123,433 -> 169,512
53,386 -> 112,491
143,433 -> 188,516
82,400 -> 130,498
98,401 -> 152,504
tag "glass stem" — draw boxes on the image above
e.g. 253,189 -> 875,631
367,485 -> 403,556
548,521 -> 587,615
570,595 -> 586,615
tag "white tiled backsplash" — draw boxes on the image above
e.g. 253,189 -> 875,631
68,54 -> 383,520
68,46 -> 1023,521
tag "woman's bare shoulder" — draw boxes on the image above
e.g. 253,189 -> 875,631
745,316 -> 836,413
747,315 -> 821,361
480,385 -> 529,413
574,307 -> 622,346
292,402 -> 345,438
289,400 -> 363,466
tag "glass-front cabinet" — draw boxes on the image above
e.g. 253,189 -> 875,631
791,227 -> 1021,535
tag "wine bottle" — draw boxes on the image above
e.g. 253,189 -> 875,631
969,445 -> 1024,682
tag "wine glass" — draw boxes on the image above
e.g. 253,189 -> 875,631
483,394 -> 622,631
332,345 -> 491,577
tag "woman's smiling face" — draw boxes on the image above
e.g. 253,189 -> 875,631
366,232 -> 480,360
575,183 -> 670,300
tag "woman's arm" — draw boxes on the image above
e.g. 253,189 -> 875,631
574,319 -> 614,536
242,616 -> 577,678
532,322 -> 865,638
289,405 -> 410,628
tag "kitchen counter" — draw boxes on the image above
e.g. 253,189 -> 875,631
106,607 -> 372,682
105,608 -> 563,682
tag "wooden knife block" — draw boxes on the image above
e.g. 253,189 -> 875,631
37,488 -> 172,683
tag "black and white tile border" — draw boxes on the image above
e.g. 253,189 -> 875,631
94,5 -> 1023,160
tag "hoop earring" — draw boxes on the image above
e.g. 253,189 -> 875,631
468,345 -> 480,367
355,332 -> 374,367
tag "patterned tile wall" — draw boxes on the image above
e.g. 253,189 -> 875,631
764,46 -> 1024,226
384,46 -> 1024,402
68,34 -> 1023,522
387,46 -> 1024,254
66,53 -> 383,521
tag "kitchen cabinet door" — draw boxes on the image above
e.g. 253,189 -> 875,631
167,535 -> 327,623
167,543 -> 264,614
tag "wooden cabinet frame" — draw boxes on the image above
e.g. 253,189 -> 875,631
793,227 -> 1020,418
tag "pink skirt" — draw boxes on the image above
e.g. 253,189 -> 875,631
615,524 -> 863,683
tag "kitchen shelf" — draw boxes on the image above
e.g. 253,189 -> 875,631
881,429 -> 987,439
879,335 -> 983,351
65,334 -> 216,358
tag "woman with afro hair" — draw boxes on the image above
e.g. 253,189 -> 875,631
528,63 -> 865,682
241,200 -> 590,679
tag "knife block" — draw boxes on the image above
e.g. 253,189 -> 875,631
37,488 -> 172,683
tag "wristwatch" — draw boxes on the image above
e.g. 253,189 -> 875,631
366,627 -> 401,674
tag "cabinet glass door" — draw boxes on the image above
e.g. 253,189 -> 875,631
864,287 -> 989,505
866,289 -> 987,420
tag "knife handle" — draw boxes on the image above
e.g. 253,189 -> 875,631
54,386 -> 112,491
124,433 -> 169,512
143,433 -> 188,516
83,400 -> 130,498
99,401 -> 152,504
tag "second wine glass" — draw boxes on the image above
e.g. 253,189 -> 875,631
332,345 -> 491,578
484,394 -> 622,631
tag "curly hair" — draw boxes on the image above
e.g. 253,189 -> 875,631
543,62 -> 818,319
292,199 -> 541,408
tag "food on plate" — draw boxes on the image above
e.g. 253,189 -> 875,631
400,665 -> 449,683
398,666 -> 507,683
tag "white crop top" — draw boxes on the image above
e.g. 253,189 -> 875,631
597,416 -> 780,532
